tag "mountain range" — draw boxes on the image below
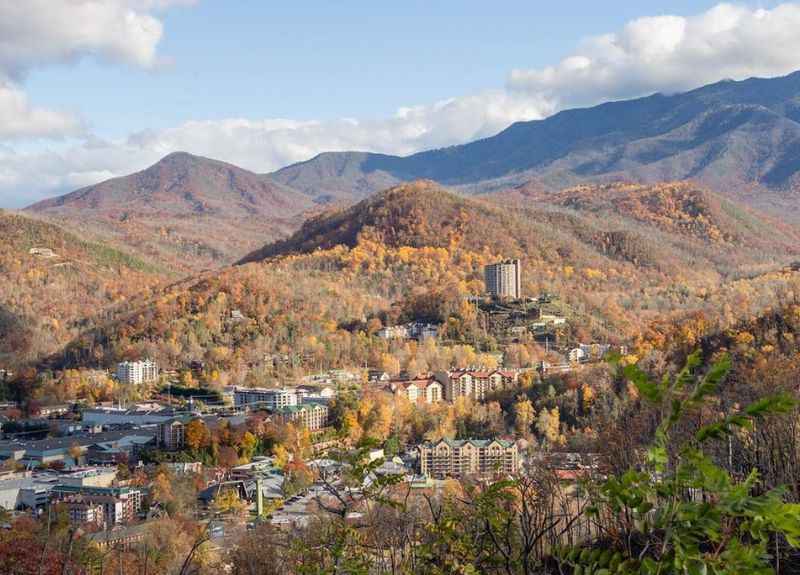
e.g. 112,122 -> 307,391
22,71 -> 800,272
270,72 -> 800,208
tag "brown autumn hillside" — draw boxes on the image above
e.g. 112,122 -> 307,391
26,152 -> 316,272
495,180 -> 800,248
58,181 -> 800,376
0,210 -> 166,366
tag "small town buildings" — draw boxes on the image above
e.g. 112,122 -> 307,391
419,438 -> 519,479
165,461 -> 203,475
229,456 -> 276,480
29,247 -> 57,258
368,370 -> 391,383
55,466 -> 118,488
157,417 -> 189,451
408,322 -> 439,340
82,405 -> 183,426
115,359 -> 159,385
51,484 -> 143,525
87,522 -> 152,550
377,322 -> 439,341
377,325 -> 409,339
296,385 -> 337,405
537,314 -> 567,327
0,475 -> 56,510
568,343 -> 611,364
38,404 -> 72,417
87,434 -> 154,464
484,259 -> 522,300
0,429 -> 157,467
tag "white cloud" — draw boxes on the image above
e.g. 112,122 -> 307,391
0,1 -> 167,77
4,2 -> 800,207
0,83 -> 83,140
0,90 -> 547,206
508,3 -> 800,107
0,0 -> 180,143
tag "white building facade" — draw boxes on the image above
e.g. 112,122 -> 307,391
116,360 -> 159,385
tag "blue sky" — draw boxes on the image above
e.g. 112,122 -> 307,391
1,1 -> 798,207
24,1 -> 747,138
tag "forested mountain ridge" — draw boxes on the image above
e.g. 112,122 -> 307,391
25,152 -> 316,272
57,181 -> 800,376
23,71 -> 800,277
242,180 -> 800,274
270,71 -> 800,215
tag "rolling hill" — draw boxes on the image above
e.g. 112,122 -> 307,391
242,180 -> 800,274
270,72 -> 800,214
26,152 -> 316,272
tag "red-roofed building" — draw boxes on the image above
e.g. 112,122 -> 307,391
387,374 -> 443,405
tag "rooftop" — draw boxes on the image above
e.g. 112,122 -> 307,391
422,438 -> 515,449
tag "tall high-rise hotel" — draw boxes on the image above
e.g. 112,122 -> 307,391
484,259 -> 521,300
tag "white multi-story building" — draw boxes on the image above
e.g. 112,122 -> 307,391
232,387 -> 299,410
438,369 -> 520,402
484,259 -> 522,300
115,359 -> 159,385
377,325 -> 410,339
568,343 -> 611,364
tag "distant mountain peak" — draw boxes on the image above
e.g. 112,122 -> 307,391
25,151 -> 315,271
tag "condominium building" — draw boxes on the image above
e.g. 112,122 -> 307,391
484,259 -> 522,300
52,485 -> 143,525
63,495 -> 105,528
419,438 -> 519,478
377,322 -> 439,341
387,374 -> 444,405
157,417 -> 189,451
115,359 -> 159,385
232,387 -> 299,410
271,404 -> 329,431
439,369 -> 519,402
